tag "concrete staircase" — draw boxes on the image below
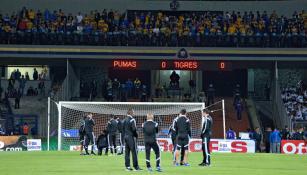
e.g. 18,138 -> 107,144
211,97 -> 251,138
9,96 -> 48,136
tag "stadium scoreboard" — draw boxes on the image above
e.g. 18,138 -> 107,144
112,59 -> 231,71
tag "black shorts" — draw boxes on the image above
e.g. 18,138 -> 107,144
79,134 -> 85,143
176,135 -> 189,151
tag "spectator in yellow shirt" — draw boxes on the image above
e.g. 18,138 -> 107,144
3,24 -> 11,32
102,22 -> 108,33
26,20 -> 33,30
228,24 -> 237,35
28,9 -> 35,21
135,17 -> 140,27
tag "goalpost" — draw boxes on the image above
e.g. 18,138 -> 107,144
47,100 -> 226,151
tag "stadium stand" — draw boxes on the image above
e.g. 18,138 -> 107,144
281,81 -> 307,121
0,8 -> 306,47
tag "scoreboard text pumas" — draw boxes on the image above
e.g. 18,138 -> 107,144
112,60 -> 231,70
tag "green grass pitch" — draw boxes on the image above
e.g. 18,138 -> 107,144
0,152 -> 306,175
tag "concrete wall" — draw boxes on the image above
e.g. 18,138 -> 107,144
253,68 -> 272,97
0,0 -> 306,17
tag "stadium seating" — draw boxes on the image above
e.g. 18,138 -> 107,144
281,81 -> 307,121
0,8 -> 306,47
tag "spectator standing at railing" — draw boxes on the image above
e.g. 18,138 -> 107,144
281,125 -> 291,140
14,89 -> 21,109
134,78 -> 141,98
304,126 -> 307,141
25,72 -> 30,80
125,79 -> 133,98
33,68 -> 38,80
15,69 -> 21,80
226,128 -> 236,139
38,80 -> 45,96
270,128 -> 281,153
19,75 -> 26,96
291,126 -> 305,140
112,78 -> 120,101
234,99 -> 243,121
22,123 -> 29,135
0,124 -> 5,135
253,127 -> 262,153
89,80 -> 97,101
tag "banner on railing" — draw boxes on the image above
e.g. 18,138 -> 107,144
157,138 -> 255,153
27,139 -> 42,151
0,136 -> 27,151
281,140 -> 307,154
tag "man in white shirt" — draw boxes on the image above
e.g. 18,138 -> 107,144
76,12 -> 83,24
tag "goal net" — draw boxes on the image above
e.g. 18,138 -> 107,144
57,102 -> 205,151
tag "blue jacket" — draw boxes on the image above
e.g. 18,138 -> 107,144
270,130 -> 281,143
226,130 -> 236,139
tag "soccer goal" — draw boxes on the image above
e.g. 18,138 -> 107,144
54,102 -> 206,151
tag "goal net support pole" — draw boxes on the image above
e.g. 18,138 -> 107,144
222,99 -> 226,140
47,97 -> 50,151
58,101 -> 62,151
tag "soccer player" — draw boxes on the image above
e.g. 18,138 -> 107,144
78,116 -> 86,155
97,130 -> 109,156
199,109 -> 213,166
168,118 -> 184,165
106,115 -> 118,155
142,113 -> 162,172
84,113 -> 96,155
117,117 -> 124,155
173,109 -> 191,166
123,109 -> 142,171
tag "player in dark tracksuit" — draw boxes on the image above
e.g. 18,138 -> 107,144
168,118 -> 185,165
123,109 -> 142,171
199,109 -> 213,166
143,114 -> 162,172
97,130 -> 109,156
79,117 -> 86,155
117,118 -> 124,155
84,113 -> 96,155
173,109 -> 191,166
106,116 -> 118,155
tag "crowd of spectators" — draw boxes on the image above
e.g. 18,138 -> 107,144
5,68 -> 47,99
239,125 -> 307,153
281,81 -> 307,121
0,7 -> 307,47
0,68 -> 49,110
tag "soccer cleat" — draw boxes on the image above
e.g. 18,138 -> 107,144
117,153 -> 123,155
134,167 -> 143,171
126,167 -> 133,171
156,167 -> 162,172
91,152 -> 96,155
180,162 -> 184,166
198,162 -> 206,166
147,167 -> 153,172
183,163 -> 190,167
175,163 -> 180,167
